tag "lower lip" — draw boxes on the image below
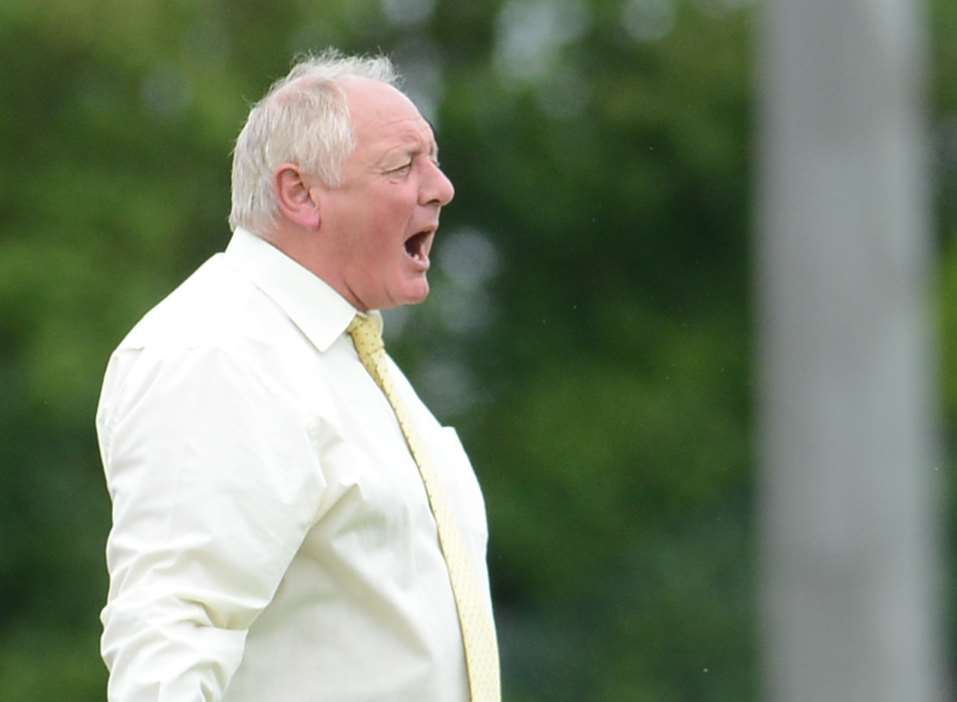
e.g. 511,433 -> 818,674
407,253 -> 430,272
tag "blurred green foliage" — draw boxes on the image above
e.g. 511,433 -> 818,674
1,1 -> 955,700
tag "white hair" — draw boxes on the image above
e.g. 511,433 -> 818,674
228,49 -> 398,235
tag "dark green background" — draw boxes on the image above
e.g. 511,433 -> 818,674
2,1 -> 956,699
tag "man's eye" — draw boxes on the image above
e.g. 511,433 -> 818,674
389,162 -> 413,174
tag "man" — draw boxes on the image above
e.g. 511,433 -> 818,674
96,50 -> 500,701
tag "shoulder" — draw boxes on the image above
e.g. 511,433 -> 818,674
96,247 -> 344,442
119,255 -> 257,351
106,251 -> 311,373
99,256 -> 285,421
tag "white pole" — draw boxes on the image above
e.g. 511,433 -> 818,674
756,1 -> 943,701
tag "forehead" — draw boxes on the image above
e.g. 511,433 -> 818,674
342,78 -> 434,151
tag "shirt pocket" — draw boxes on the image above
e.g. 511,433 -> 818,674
432,426 -> 489,558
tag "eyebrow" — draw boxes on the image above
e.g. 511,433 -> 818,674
391,132 -> 439,161
373,121 -> 440,166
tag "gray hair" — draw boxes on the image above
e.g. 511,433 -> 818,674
228,49 -> 398,235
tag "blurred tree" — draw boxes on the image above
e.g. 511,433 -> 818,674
1,0 -> 953,700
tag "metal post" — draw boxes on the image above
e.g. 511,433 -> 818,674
756,1 -> 942,700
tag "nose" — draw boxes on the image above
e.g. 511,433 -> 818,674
421,161 -> 455,207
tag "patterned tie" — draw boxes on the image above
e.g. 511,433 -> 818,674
347,313 -> 501,702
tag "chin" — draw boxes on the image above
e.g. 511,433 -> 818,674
399,279 -> 430,306
380,278 -> 430,310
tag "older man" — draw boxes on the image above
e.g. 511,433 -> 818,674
95,50 -> 500,701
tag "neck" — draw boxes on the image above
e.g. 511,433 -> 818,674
263,223 -> 367,312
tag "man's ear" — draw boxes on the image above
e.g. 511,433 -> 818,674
275,163 -> 321,231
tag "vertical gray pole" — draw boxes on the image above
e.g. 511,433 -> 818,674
756,1 -> 942,701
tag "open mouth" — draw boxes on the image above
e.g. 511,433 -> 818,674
403,230 -> 432,268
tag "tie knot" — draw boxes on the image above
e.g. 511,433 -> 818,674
347,313 -> 385,362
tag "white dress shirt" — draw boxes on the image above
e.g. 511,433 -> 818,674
96,228 -> 493,701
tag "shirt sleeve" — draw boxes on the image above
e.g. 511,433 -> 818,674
97,343 -> 324,701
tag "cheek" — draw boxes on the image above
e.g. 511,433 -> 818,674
350,185 -> 418,256
373,186 -> 418,228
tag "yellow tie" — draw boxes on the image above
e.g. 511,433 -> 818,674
347,313 -> 501,702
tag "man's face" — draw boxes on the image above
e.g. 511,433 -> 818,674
315,78 -> 455,311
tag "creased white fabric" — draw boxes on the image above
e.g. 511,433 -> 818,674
96,227 -> 492,702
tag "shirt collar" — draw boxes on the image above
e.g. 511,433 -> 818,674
224,227 -> 379,352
